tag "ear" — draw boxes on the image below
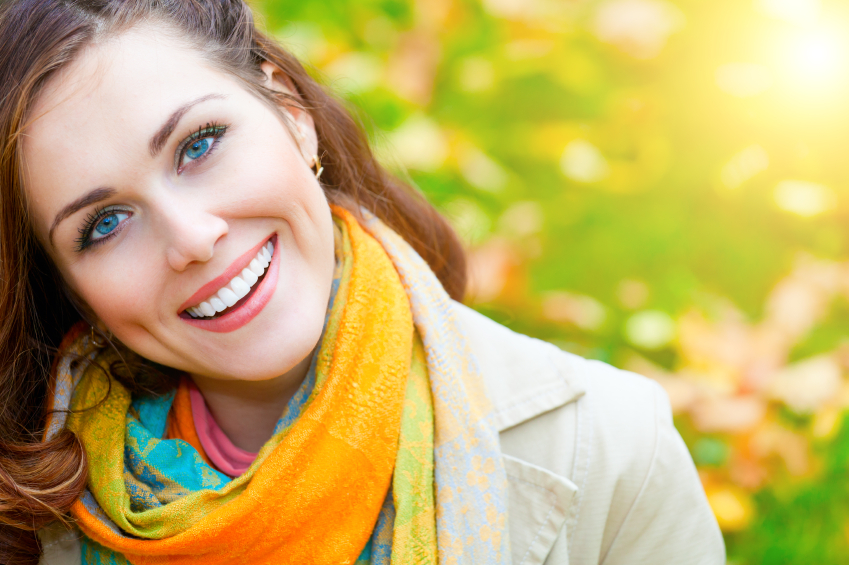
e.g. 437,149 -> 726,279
260,61 -> 318,165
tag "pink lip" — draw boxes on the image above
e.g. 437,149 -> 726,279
179,236 -> 273,312
180,235 -> 279,333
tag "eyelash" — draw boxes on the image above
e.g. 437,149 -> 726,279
174,122 -> 228,171
75,205 -> 131,252
74,122 -> 230,252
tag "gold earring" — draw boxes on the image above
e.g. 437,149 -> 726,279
311,154 -> 323,180
90,326 -> 107,348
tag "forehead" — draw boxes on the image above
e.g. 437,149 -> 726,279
27,26 -> 236,146
22,26 -> 242,225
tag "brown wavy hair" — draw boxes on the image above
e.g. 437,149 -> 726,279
0,0 -> 466,562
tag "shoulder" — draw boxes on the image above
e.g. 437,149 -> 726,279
452,300 -> 667,453
453,302 -> 725,564
452,300 -> 668,489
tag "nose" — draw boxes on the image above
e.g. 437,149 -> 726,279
161,205 -> 229,272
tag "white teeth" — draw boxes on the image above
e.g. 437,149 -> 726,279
248,259 -> 264,276
241,268 -> 258,286
219,287 -> 239,307
186,239 -> 275,318
231,277 -> 251,299
210,297 -> 227,313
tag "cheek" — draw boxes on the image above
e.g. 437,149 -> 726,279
232,130 -> 332,251
273,175 -> 334,273
67,255 -> 160,332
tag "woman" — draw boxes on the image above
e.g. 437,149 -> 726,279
0,0 -> 724,563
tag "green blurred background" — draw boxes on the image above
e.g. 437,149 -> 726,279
253,0 -> 849,561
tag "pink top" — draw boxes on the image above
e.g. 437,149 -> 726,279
188,382 -> 258,477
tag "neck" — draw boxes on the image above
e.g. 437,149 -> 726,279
189,352 -> 314,452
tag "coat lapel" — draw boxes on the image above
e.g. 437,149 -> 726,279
454,303 -> 586,564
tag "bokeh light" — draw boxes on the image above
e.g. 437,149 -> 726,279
781,27 -> 848,89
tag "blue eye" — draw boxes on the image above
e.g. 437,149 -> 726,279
177,124 -> 227,170
184,137 -> 210,162
92,211 -> 129,239
75,206 -> 133,252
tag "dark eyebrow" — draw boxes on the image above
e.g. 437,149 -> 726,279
148,93 -> 226,156
48,186 -> 116,247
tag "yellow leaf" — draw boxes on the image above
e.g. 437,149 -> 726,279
706,487 -> 754,532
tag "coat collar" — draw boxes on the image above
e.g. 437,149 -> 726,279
454,302 -> 585,431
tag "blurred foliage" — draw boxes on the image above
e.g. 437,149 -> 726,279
253,0 -> 849,561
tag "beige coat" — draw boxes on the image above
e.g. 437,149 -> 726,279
39,303 -> 725,565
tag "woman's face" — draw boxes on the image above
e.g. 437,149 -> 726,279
22,27 -> 335,382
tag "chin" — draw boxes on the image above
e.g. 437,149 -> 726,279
211,299 -> 325,380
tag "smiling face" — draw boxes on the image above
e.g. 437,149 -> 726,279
22,26 -> 335,383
